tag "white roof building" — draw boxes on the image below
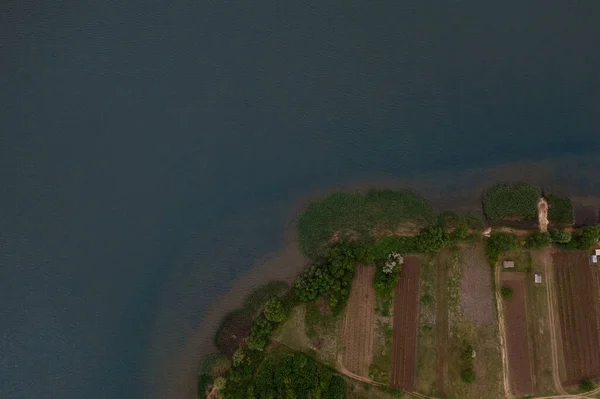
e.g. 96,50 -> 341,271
592,255 -> 598,264
595,249 -> 600,256
534,273 -> 542,284
503,260 -> 515,269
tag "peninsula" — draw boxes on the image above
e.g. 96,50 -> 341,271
198,183 -> 600,399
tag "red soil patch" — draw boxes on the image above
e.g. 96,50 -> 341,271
390,256 -> 420,390
553,251 -> 600,384
342,264 -> 376,376
501,272 -> 533,396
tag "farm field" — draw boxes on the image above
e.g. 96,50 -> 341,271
342,264 -> 376,376
500,272 -> 533,396
445,242 -> 505,399
390,256 -> 420,390
553,251 -> 600,385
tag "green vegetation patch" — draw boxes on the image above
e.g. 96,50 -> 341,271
297,189 -> 435,257
500,286 -> 514,300
483,183 -> 541,225
545,192 -> 574,225
524,231 -> 552,249
486,232 -> 519,264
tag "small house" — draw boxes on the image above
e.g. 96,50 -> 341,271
534,273 -> 542,284
503,260 -> 515,269
595,249 -> 600,256
592,255 -> 598,264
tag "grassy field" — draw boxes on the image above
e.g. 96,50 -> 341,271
525,250 -> 559,396
415,254 -> 438,395
445,243 -> 504,399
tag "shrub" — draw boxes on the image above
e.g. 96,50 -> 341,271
297,189 -> 435,256
501,286 -> 514,299
421,294 -> 432,306
245,316 -> 273,351
571,226 -> 600,250
580,379 -> 594,391
264,297 -> 287,323
486,232 -> 519,264
451,224 -> 469,240
525,232 -> 552,249
382,387 -> 403,397
438,211 -> 463,229
465,212 -> 484,231
550,229 -> 571,244
483,183 -> 541,225
461,368 -> 476,383
414,226 -> 449,252
545,193 -> 574,225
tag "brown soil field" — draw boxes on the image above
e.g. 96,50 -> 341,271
342,264 -> 376,376
553,251 -> 600,384
390,256 -> 420,390
500,272 -> 534,396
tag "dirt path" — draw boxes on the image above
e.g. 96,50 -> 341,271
494,263 -> 515,399
540,248 -> 569,396
538,197 -> 549,232
436,249 -> 449,395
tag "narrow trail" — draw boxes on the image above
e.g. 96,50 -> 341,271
541,248 -> 570,396
495,262 -> 515,399
538,197 -> 550,232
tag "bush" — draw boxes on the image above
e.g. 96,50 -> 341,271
465,212 -> 485,231
545,193 -> 573,225
421,294 -> 433,306
570,226 -> 600,250
525,232 -> 552,249
297,189 -> 435,256
580,379 -> 594,391
451,224 -> 469,240
245,316 -> 273,351
264,297 -> 287,323
550,229 -> 571,244
483,183 -> 541,225
382,387 -> 403,397
414,226 -> 449,252
501,286 -> 514,299
438,211 -> 463,229
461,368 -> 476,383
486,232 -> 519,264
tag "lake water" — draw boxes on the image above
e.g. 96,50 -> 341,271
1,1 -> 600,398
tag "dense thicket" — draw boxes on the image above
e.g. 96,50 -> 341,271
545,193 -> 574,225
297,189 -> 436,256
486,232 -> 519,263
483,183 -> 540,225
524,232 -> 552,249
223,351 -> 345,399
564,225 -> 600,250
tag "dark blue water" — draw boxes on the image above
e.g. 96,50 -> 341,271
2,1 -> 600,398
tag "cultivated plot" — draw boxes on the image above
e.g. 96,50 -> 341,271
501,272 -> 533,396
342,264 -> 376,376
553,251 -> 600,384
390,256 -> 420,390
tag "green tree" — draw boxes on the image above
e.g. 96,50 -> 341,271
415,226 -> 448,252
525,231 -> 552,249
501,286 -> 514,299
486,232 -> 519,263
550,229 -> 571,244
580,379 -> 594,391
264,297 -> 286,323
461,368 -> 476,383
245,317 -> 273,351
451,224 -> 469,240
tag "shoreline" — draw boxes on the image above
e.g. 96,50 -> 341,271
149,155 -> 600,399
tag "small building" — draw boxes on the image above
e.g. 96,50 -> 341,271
503,260 -> 515,269
592,255 -> 598,264
534,273 -> 542,284
595,249 -> 600,256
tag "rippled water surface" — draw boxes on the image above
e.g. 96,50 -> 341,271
1,1 -> 599,398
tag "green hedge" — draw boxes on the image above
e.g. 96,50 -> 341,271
297,189 -> 435,257
545,193 -> 573,225
483,183 -> 541,225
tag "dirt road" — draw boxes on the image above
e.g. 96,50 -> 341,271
495,264 -> 515,399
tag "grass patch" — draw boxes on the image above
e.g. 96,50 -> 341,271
297,189 -> 436,256
483,183 -> 541,226
501,249 -> 533,273
545,192 -> 574,226
416,255 -> 438,395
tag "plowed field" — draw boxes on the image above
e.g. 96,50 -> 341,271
500,272 -> 533,396
390,256 -> 420,390
553,251 -> 600,384
342,264 -> 376,376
